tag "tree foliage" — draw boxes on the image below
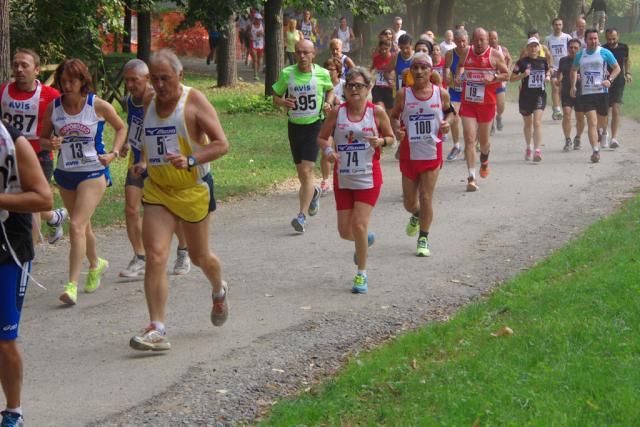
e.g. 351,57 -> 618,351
287,0 -> 398,20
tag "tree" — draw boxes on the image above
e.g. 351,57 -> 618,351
559,0 -> 584,30
436,0 -> 454,34
123,0 -> 132,53
264,0 -> 284,96
421,0 -> 438,34
0,0 -> 9,82
216,14 -> 237,86
136,6 -> 151,62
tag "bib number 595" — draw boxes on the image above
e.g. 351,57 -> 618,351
293,94 -> 317,111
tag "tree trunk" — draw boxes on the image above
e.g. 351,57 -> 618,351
352,15 -> 372,65
216,14 -> 237,87
436,0 -> 455,36
422,0 -> 438,35
559,0 -> 583,31
0,0 -> 10,83
123,0 -> 132,53
137,8 -> 151,63
264,0 -> 284,97
405,1 -> 419,36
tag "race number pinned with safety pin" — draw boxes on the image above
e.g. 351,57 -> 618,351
61,135 -> 99,169
583,71 -> 603,93
408,113 -> 438,160
463,70 -> 488,103
145,126 -> 181,165
338,139 -> 370,176
528,69 -> 545,89
375,70 -> 388,87
127,115 -> 144,150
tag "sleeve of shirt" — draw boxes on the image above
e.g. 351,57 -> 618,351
271,67 -> 290,96
573,51 -> 583,67
513,59 -> 523,74
602,49 -> 618,66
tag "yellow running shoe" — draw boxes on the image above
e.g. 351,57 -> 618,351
416,236 -> 431,257
59,282 -> 78,305
84,257 -> 109,293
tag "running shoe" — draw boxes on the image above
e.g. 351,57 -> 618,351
416,236 -> 431,257
591,151 -> 601,163
119,256 -> 145,278
291,213 -> 306,233
573,136 -> 582,150
308,185 -> 320,216
563,138 -> 573,152
610,138 -> 620,149
533,149 -> 542,162
211,281 -> 229,326
496,115 -> 504,131
320,179 -> 331,196
479,160 -> 490,178
466,177 -> 479,192
525,147 -> 533,161
173,249 -> 191,275
552,110 -> 563,120
129,326 -> 171,351
254,75 -> 259,81
406,215 -> 419,237
353,231 -> 376,265
46,208 -> 67,244
59,282 -> 78,305
351,273 -> 368,294
446,145 -> 461,161
85,257 -> 108,293
0,411 -> 24,427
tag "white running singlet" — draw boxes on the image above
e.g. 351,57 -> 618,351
401,86 -> 443,160
1,81 -> 42,140
545,33 -> 572,70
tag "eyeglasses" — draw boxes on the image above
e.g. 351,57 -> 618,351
345,83 -> 368,90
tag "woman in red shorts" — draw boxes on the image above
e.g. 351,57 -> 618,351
390,53 -> 455,257
317,66 -> 394,294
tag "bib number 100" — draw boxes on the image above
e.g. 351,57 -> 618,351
293,94 -> 317,111
413,120 -> 431,135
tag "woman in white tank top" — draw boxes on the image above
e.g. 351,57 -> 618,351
332,17 -> 355,54
317,66 -> 395,294
39,58 -> 126,306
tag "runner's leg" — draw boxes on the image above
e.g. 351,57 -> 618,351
351,202 -> 374,271
296,160 -> 316,216
417,168 -> 440,234
533,109 -> 544,151
0,340 -> 21,409
124,184 -> 145,256
462,116 -> 478,174
610,103 -> 621,140
562,106 -> 573,139
181,217 -> 223,294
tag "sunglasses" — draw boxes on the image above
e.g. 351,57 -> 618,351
345,83 -> 368,90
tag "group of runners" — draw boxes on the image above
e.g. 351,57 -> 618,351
0,10 -> 633,426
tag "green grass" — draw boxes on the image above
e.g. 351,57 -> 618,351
263,195 -> 640,426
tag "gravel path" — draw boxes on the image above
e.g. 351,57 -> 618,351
18,106 -> 640,426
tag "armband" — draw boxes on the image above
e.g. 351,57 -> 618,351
324,146 -> 334,156
443,105 -> 457,115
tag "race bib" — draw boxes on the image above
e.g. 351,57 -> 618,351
2,112 -> 38,140
288,71 -> 320,119
145,126 -> 181,166
127,115 -> 144,150
551,44 -> 566,58
61,136 -> 99,169
408,114 -> 435,143
465,82 -> 485,103
583,71 -> 603,90
337,140 -> 370,176
375,70 -> 388,87
528,70 -> 545,89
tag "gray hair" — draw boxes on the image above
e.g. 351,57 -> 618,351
123,58 -> 149,75
410,52 -> 433,67
345,66 -> 372,87
149,48 -> 183,74
453,28 -> 468,40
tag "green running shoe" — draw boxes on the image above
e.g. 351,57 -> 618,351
351,273 -> 368,294
84,257 -> 108,293
59,282 -> 78,305
416,236 -> 431,257
406,215 -> 419,236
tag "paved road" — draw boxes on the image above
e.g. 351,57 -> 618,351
19,105 -> 640,425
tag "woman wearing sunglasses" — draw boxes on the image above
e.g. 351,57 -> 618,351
317,67 -> 394,294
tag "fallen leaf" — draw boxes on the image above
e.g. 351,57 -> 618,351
491,326 -> 514,337
272,368 -> 285,373
216,389 -> 228,394
265,383 -> 279,390
586,399 -> 600,410
472,417 -> 481,427
264,293 -> 274,297
410,359 -> 417,370
450,279 -> 461,284
301,306 -> 312,310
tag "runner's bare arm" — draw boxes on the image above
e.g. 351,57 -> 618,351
190,89 -> 230,164
389,89 -> 406,140
444,50 -> 454,86
604,62 -> 621,88
0,136 -> 53,213
317,107 -> 339,162
503,46 -> 513,70
439,89 -> 453,134
570,66 -> 578,97
543,45 -> 553,69
38,102 -> 62,151
490,49 -> 509,82
365,105 -> 394,148
95,97 -> 127,166
345,56 -> 356,70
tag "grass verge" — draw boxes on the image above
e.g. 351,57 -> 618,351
263,194 -> 640,426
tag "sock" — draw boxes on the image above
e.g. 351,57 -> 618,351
419,230 -> 429,239
528,144 -> 533,151
46,210 -> 60,226
454,142 -> 460,149
357,269 -> 367,276
468,168 -> 476,179
213,287 -> 226,299
177,247 -> 188,254
136,254 -> 146,261
412,211 -> 420,218
480,152 -> 489,163
151,321 -> 165,334
5,407 -> 22,416
594,147 -> 600,153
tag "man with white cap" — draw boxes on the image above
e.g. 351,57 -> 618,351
249,13 -> 265,80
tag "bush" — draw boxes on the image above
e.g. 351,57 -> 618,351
226,94 -> 277,114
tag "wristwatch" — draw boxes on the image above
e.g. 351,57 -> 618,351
187,155 -> 197,170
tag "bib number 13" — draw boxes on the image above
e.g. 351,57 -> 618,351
293,94 -> 317,111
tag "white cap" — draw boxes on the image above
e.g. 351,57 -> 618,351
254,13 -> 263,20
527,37 -> 540,45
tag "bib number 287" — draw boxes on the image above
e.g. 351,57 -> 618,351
3,113 -> 36,133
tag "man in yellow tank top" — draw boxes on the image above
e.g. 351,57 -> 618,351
129,49 -> 230,352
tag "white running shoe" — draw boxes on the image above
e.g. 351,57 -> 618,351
130,326 -> 171,351
119,255 -> 145,277
610,138 -> 620,149
47,208 -> 67,244
173,249 -> 191,275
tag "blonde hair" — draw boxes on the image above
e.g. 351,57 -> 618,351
329,38 -> 343,50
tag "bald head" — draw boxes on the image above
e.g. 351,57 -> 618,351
295,39 -> 315,52
472,27 -> 489,53
294,39 -> 316,71
576,18 -> 586,32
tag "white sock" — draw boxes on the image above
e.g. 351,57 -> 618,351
528,144 -> 533,151
6,407 -> 22,415
468,168 -> 475,179
151,321 -> 165,334
213,287 -> 226,299
454,142 -> 460,149
357,269 -> 367,276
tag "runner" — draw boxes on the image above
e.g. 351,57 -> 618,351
570,29 -> 620,163
317,67 -> 394,293
40,58 -> 126,305
545,18 -> 573,121
440,30 -> 457,57
237,13 -> 251,65
511,37 -> 551,162
205,24 -> 219,66
118,59 -> 192,278
1,48 -> 67,246
0,120 -> 53,427
390,53 -> 455,257
129,50 -> 230,351
249,13 -> 265,81
272,39 -> 334,233
572,18 -> 587,48
329,38 -> 356,78
298,10 -> 319,46
370,39 -> 394,114
431,43 -> 447,88
586,0 -> 608,33
444,28 -> 468,161
603,28 -> 631,148
388,34 -> 414,92
520,30 -> 553,67
392,17 -> 407,46
556,38 -> 586,151
488,31 -> 512,131
285,19 -> 304,66
455,28 -> 509,191
332,17 -> 355,55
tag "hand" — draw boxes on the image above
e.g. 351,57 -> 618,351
625,74 -> 632,84
440,120 -> 451,134
49,136 -> 63,150
602,79 -> 611,88
98,151 -> 117,167
322,102 -> 331,114
482,73 -> 496,84
327,151 -> 339,163
283,96 -> 297,109
395,128 -> 405,142
365,135 -> 383,147
570,87 -> 577,98
119,143 -> 130,158
132,162 -> 147,178
524,68 -> 531,77
166,152 -> 188,169
545,75 -> 551,83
